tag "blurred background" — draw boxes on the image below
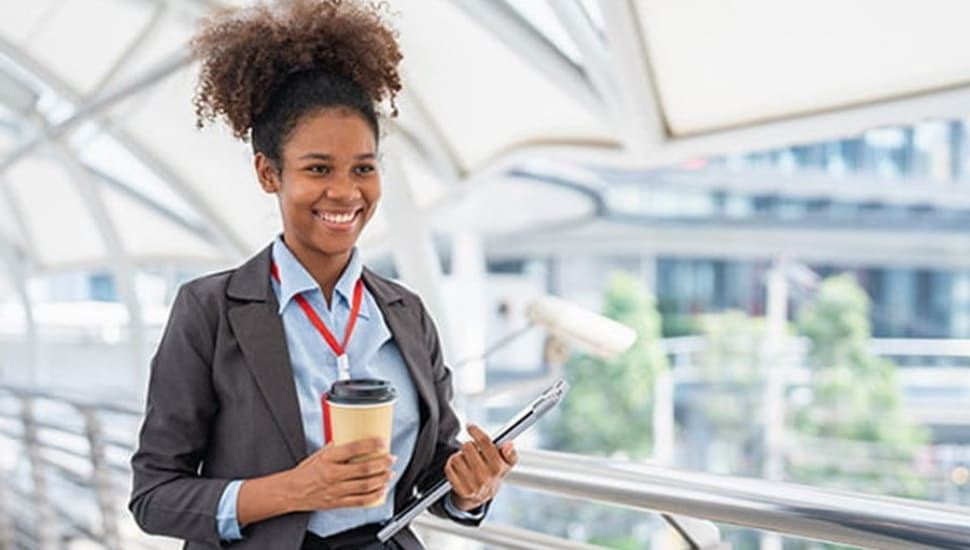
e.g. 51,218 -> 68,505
0,0 -> 969,549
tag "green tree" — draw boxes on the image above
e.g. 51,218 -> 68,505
657,296 -> 701,337
793,274 -> 928,497
698,310 -> 766,384
691,311 -> 768,476
543,272 -> 668,459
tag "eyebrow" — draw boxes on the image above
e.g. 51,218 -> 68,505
297,153 -> 377,161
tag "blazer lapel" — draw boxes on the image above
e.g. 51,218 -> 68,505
362,269 -> 435,420
227,245 -> 307,462
362,269 -> 438,497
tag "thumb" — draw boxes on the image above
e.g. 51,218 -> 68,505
500,441 -> 518,465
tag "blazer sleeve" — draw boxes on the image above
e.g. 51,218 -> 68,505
128,285 -> 232,547
416,299 -> 491,525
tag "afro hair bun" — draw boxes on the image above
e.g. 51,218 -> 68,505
191,0 -> 402,140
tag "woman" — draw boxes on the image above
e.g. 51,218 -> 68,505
128,2 -> 516,549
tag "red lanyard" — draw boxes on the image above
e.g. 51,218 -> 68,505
271,261 -> 364,380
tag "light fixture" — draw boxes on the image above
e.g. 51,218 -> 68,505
526,294 -> 637,360
458,294 -> 638,404
456,294 -> 637,368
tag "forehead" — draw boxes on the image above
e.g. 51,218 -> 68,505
283,108 -> 377,156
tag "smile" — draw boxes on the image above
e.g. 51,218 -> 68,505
313,209 -> 362,230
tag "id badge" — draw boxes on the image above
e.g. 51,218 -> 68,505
336,354 -> 350,380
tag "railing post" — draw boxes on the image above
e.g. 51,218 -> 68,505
21,397 -> 58,550
652,368 -> 675,466
0,455 -> 14,550
81,407 -> 121,550
760,261 -> 789,550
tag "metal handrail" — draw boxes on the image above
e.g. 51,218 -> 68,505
509,449 -> 970,550
662,335 -> 970,360
2,385 -> 969,549
413,516 -> 606,550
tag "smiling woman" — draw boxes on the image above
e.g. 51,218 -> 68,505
254,111 -> 381,305
126,2 -> 517,550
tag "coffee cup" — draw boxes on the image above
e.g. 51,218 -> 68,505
323,378 -> 397,507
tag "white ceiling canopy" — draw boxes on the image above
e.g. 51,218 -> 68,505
638,0 -> 970,137
0,0 -> 968,277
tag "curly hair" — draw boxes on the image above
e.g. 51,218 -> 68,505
191,0 -> 402,163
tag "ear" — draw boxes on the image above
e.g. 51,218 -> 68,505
255,153 -> 281,194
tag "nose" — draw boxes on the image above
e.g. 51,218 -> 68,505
323,174 -> 362,201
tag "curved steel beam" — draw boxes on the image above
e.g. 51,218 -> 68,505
0,36 -> 249,260
391,88 -> 465,184
84,165 -> 221,247
548,0 -> 627,142
0,47 -> 192,171
504,166 -> 607,216
452,0 -> 604,119
597,0 -> 669,156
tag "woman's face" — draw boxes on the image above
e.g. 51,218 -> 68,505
256,108 -> 380,262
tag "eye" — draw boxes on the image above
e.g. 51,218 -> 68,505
307,164 -> 331,175
355,164 -> 376,175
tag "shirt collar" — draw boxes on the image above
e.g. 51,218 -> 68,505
271,235 -> 369,319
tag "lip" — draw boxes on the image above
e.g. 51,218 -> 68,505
313,208 -> 363,232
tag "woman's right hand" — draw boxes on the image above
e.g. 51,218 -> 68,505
286,437 -> 396,511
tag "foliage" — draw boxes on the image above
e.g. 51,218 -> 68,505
794,275 -> 926,444
698,310 -> 766,383
543,272 -> 668,459
792,274 -> 929,498
657,296 -> 701,337
691,311 -> 770,475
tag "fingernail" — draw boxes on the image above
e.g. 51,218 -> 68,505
390,455 -> 398,462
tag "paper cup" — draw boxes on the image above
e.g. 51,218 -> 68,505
323,378 -> 397,507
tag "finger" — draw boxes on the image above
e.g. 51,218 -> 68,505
460,441 -> 492,486
331,470 -> 394,497
325,438 -> 387,462
445,454 -> 474,498
453,454 -> 480,499
329,454 -> 396,482
333,455 -> 397,479
466,425 -> 504,474
501,442 -> 518,466
335,486 -> 388,509
444,456 -> 464,496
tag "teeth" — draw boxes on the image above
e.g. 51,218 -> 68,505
319,211 -> 356,224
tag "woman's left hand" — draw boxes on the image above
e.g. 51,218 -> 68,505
444,424 -> 518,512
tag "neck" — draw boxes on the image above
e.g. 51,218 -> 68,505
281,235 -> 352,306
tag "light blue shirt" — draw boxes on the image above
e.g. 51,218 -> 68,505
216,236 -> 476,541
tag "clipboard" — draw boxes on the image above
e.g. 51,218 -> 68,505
376,378 -> 569,543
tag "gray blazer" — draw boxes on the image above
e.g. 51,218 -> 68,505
129,244 -> 485,549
